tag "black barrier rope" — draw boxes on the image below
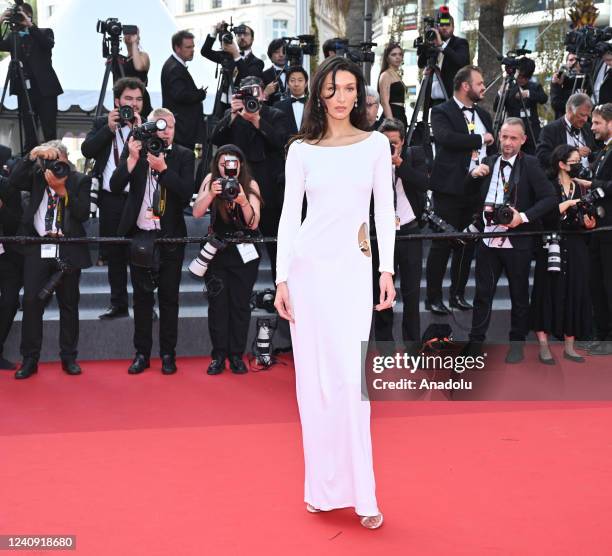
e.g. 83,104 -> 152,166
1,225 -> 612,245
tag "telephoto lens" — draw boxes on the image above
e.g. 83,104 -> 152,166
544,233 -> 562,273
188,236 -> 227,279
90,176 -> 100,217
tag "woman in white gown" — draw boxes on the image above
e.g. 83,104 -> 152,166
274,56 -> 396,529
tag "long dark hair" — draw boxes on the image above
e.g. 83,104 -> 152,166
209,144 -> 261,223
549,144 -> 579,180
292,56 -> 369,145
378,42 -> 403,83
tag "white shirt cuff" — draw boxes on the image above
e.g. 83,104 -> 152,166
520,212 -> 529,223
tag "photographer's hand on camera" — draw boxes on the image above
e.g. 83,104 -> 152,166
263,80 -> 279,100
147,152 -> 167,174
584,214 -> 597,229
29,146 -> 59,161
126,137 -> 142,173
560,198 -> 581,214
391,144 -> 403,167
470,163 -> 490,178
505,206 -> 524,229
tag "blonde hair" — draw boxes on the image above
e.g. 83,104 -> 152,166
148,107 -> 175,122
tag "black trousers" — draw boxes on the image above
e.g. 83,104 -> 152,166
20,252 -> 81,361
130,243 -> 184,358
17,91 -> 57,153
469,242 -> 532,343
426,192 -> 479,302
589,235 -> 612,340
372,223 -> 423,344
205,245 -> 260,359
259,203 -> 281,285
99,190 -> 129,309
0,251 -> 23,357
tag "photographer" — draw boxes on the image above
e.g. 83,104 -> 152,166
425,65 -> 494,315
417,10 -> 470,103
365,86 -> 381,130
536,93 -> 596,171
373,118 -> 428,348
211,76 -> 289,282
201,21 -> 264,113
0,2 -> 63,153
110,26 -> 152,119
592,50 -> 612,105
494,57 -> 547,155
273,66 -> 308,136
192,145 -> 261,375
110,108 -> 194,374
81,77 -> 145,321
464,118 -> 557,363
263,39 -> 289,106
0,145 -> 23,370
550,52 -> 590,119
161,30 -> 208,151
530,145 -> 595,365
8,140 -> 91,379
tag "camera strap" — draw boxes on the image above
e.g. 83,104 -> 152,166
112,127 -> 128,166
44,186 -> 63,234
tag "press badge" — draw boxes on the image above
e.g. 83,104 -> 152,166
145,207 -> 160,221
41,243 -> 58,258
520,109 -> 531,118
236,243 -> 259,264
467,122 -> 475,133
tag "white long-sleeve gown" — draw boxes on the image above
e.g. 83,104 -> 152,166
276,131 -> 396,516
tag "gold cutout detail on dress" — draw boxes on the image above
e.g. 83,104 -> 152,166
358,222 -> 371,257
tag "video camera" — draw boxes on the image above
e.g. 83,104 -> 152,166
217,18 -> 247,46
132,119 -> 168,157
498,41 -> 533,75
565,25 -> 612,73
331,38 -> 377,65
96,17 -> 137,58
281,35 -> 317,67
2,0 -> 27,30
414,5 -> 451,61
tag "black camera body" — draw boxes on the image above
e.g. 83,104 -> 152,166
218,154 -> 240,202
119,105 -> 135,124
41,159 -> 71,179
484,203 -> 514,226
132,120 -> 168,157
235,85 -> 261,113
281,35 -> 317,67
565,26 -> 612,73
218,22 -> 234,45
96,18 -> 136,38
569,186 -> 606,222
38,258 -> 73,301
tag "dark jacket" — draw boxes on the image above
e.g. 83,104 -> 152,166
273,96 -> 303,136
80,116 -> 120,179
262,65 -> 287,105
200,35 -> 264,88
8,157 -> 91,268
0,156 -> 23,255
110,143 -> 195,238
468,153 -> 557,249
588,144 -> 612,235
592,59 -> 612,105
160,55 -> 207,148
535,116 -> 597,171
396,145 -> 429,224
0,25 -> 63,97
417,35 -> 470,98
550,74 -> 592,120
430,98 -> 494,195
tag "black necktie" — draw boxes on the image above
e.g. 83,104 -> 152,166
570,126 -> 581,137
461,106 -> 475,113
291,97 -> 306,104
45,187 -> 59,233
240,50 -> 245,57
500,159 -> 513,171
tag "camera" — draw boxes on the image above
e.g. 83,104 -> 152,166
422,199 -> 466,245
414,6 -> 451,59
132,119 -> 168,156
484,203 -> 514,226
3,0 -> 26,30
234,85 -> 261,113
218,155 -> 240,202
497,42 -> 532,75
188,235 -> 227,279
218,21 -> 235,45
251,289 -> 276,313
543,233 -> 562,273
281,35 -> 317,67
565,25 -> 612,73
41,159 -> 71,179
250,317 -> 278,369
119,105 -> 135,124
38,258 -> 73,301
96,18 -> 136,38
569,186 -> 606,223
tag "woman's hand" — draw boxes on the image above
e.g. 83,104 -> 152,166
209,179 -> 222,198
235,184 -> 249,207
375,272 -> 396,311
559,199 -> 580,214
573,178 -> 592,189
274,282 -> 294,322
584,214 -> 597,229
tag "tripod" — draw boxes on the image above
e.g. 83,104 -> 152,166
492,69 -> 536,150
0,24 -> 42,155
406,48 -> 447,148
94,34 -> 125,119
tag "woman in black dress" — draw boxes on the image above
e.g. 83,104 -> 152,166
531,144 -> 596,364
378,43 -> 407,128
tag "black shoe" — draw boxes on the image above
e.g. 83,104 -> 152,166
161,354 -> 177,374
424,300 -> 451,315
61,360 -> 82,375
272,345 -> 293,355
99,306 -> 129,320
15,358 -> 38,379
505,344 -> 524,364
0,356 -> 17,370
207,357 -> 225,375
563,351 -> 585,363
538,354 -> 556,365
128,354 -> 150,374
229,355 -> 248,374
449,295 -> 473,311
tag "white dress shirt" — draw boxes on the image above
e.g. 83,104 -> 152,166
564,116 -> 590,169
291,96 -> 306,130
137,170 -> 162,231
453,96 -> 487,171
102,125 -> 130,192
394,171 -> 416,227
172,51 -> 187,67
34,188 -> 60,237
483,154 -> 518,249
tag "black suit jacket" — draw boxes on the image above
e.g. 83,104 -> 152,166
430,98 -> 494,195
417,35 -> 470,98
0,25 -> 63,97
588,144 -> 612,233
0,161 -> 23,255
592,59 -> 612,104
81,117 -> 120,179
273,97 -> 302,136
161,55 -> 207,148
211,105 -> 289,209
8,158 -> 91,268
262,66 -> 288,105
550,75 -> 592,120
469,153 -> 557,249
200,35 -> 264,89
110,144 -> 194,238
535,117 -> 597,171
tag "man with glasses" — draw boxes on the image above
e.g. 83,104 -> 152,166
365,86 -> 382,130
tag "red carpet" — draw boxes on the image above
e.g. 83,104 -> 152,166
1,355 -> 611,555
